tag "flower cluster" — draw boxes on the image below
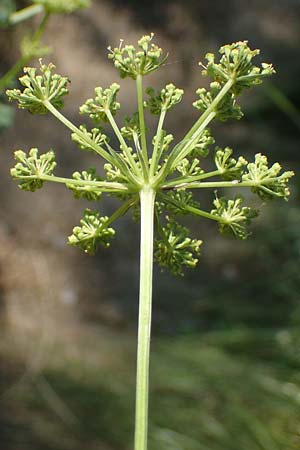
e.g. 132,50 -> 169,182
7,35 -> 293,276
67,169 -> 103,201
202,41 -> 275,94
68,209 -> 115,254
214,147 -> 247,180
211,196 -> 258,240
193,82 -> 243,121
71,126 -> 109,152
145,84 -> 184,115
155,218 -> 202,276
108,33 -> 168,79
7,62 -> 69,114
80,84 -> 121,123
11,148 -> 56,191
242,153 -> 294,200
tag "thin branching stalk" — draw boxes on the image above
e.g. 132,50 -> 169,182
136,74 -> 149,178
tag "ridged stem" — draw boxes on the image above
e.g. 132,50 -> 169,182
134,185 -> 156,450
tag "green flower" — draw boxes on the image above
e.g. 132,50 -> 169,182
6,62 -> 69,114
193,82 -> 243,121
155,217 -> 202,276
121,113 -> 141,140
214,147 -> 247,180
71,125 -> 109,152
68,209 -> 115,254
67,168 -> 103,201
80,83 -> 120,123
11,148 -> 56,191
145,84 -> 184,114
211,196 -> 258,240
242,153 -> 294,200
108,33 -> 168,79
176,158 -> 204,177
189,128 -> 215,158
202,41 -> 275,94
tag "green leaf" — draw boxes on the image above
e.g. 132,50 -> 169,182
211,196 -> 258,240
176,157 -> 204,177
80,83 -> 120,123
152,130 -> 174,156
108,33 -> 168,79
193,82 -> 243,121
188,128 -> 215,158
6,62 -> 69,114
68,209 -> 115,254
120,112 -> 141,140
202,41 -> 275,94
32,0 -> 90,14
155,217 -> 202,276
104,163 -> 122,182
0,0 -> 16,27
0,0 -> 15,27
145,83 -> 184,114
214,147 -> 247,180
242,153 -> 294,200
11,148 -> 56,191
67,168 -> 103,201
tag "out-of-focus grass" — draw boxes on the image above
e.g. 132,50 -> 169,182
1,327 -> 300,450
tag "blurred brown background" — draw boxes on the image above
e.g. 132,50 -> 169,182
0,1 -> 300,449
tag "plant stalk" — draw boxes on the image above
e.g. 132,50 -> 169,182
135,185 -> 156,450
0,56 -> 29,91
9,4 -> 44,25
136,74 -> 149,179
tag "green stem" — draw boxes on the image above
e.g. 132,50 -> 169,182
153,111 -> 215,188
133,131 -> 148,178
169,111 -> 216,170
0,56 -> 29,91
135,185 -> 156,450
44,101 -> 110,160
154,78 -> 235,185
32,11 -> 50,43
184,78 -> 234,140
106,196 -> 139,225
162,170 -> 222,188
0,11 -> 49,91
173,180 -> 261,189
9,4 -> 44,25
17,174 -> 129,192
136,74 -> 149,178
149,108 -> 166,178
184,204 -> 222,222
159,193 -> 221,223
44,100 -> 139,185
105,109 -> 141,178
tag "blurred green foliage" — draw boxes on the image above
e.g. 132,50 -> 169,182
0,0 -> 16,27
2,327 -> 300,450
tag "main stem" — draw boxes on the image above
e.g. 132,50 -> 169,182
135,185 -> 156,450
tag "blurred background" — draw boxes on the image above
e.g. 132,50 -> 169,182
0,1 -> 300,449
